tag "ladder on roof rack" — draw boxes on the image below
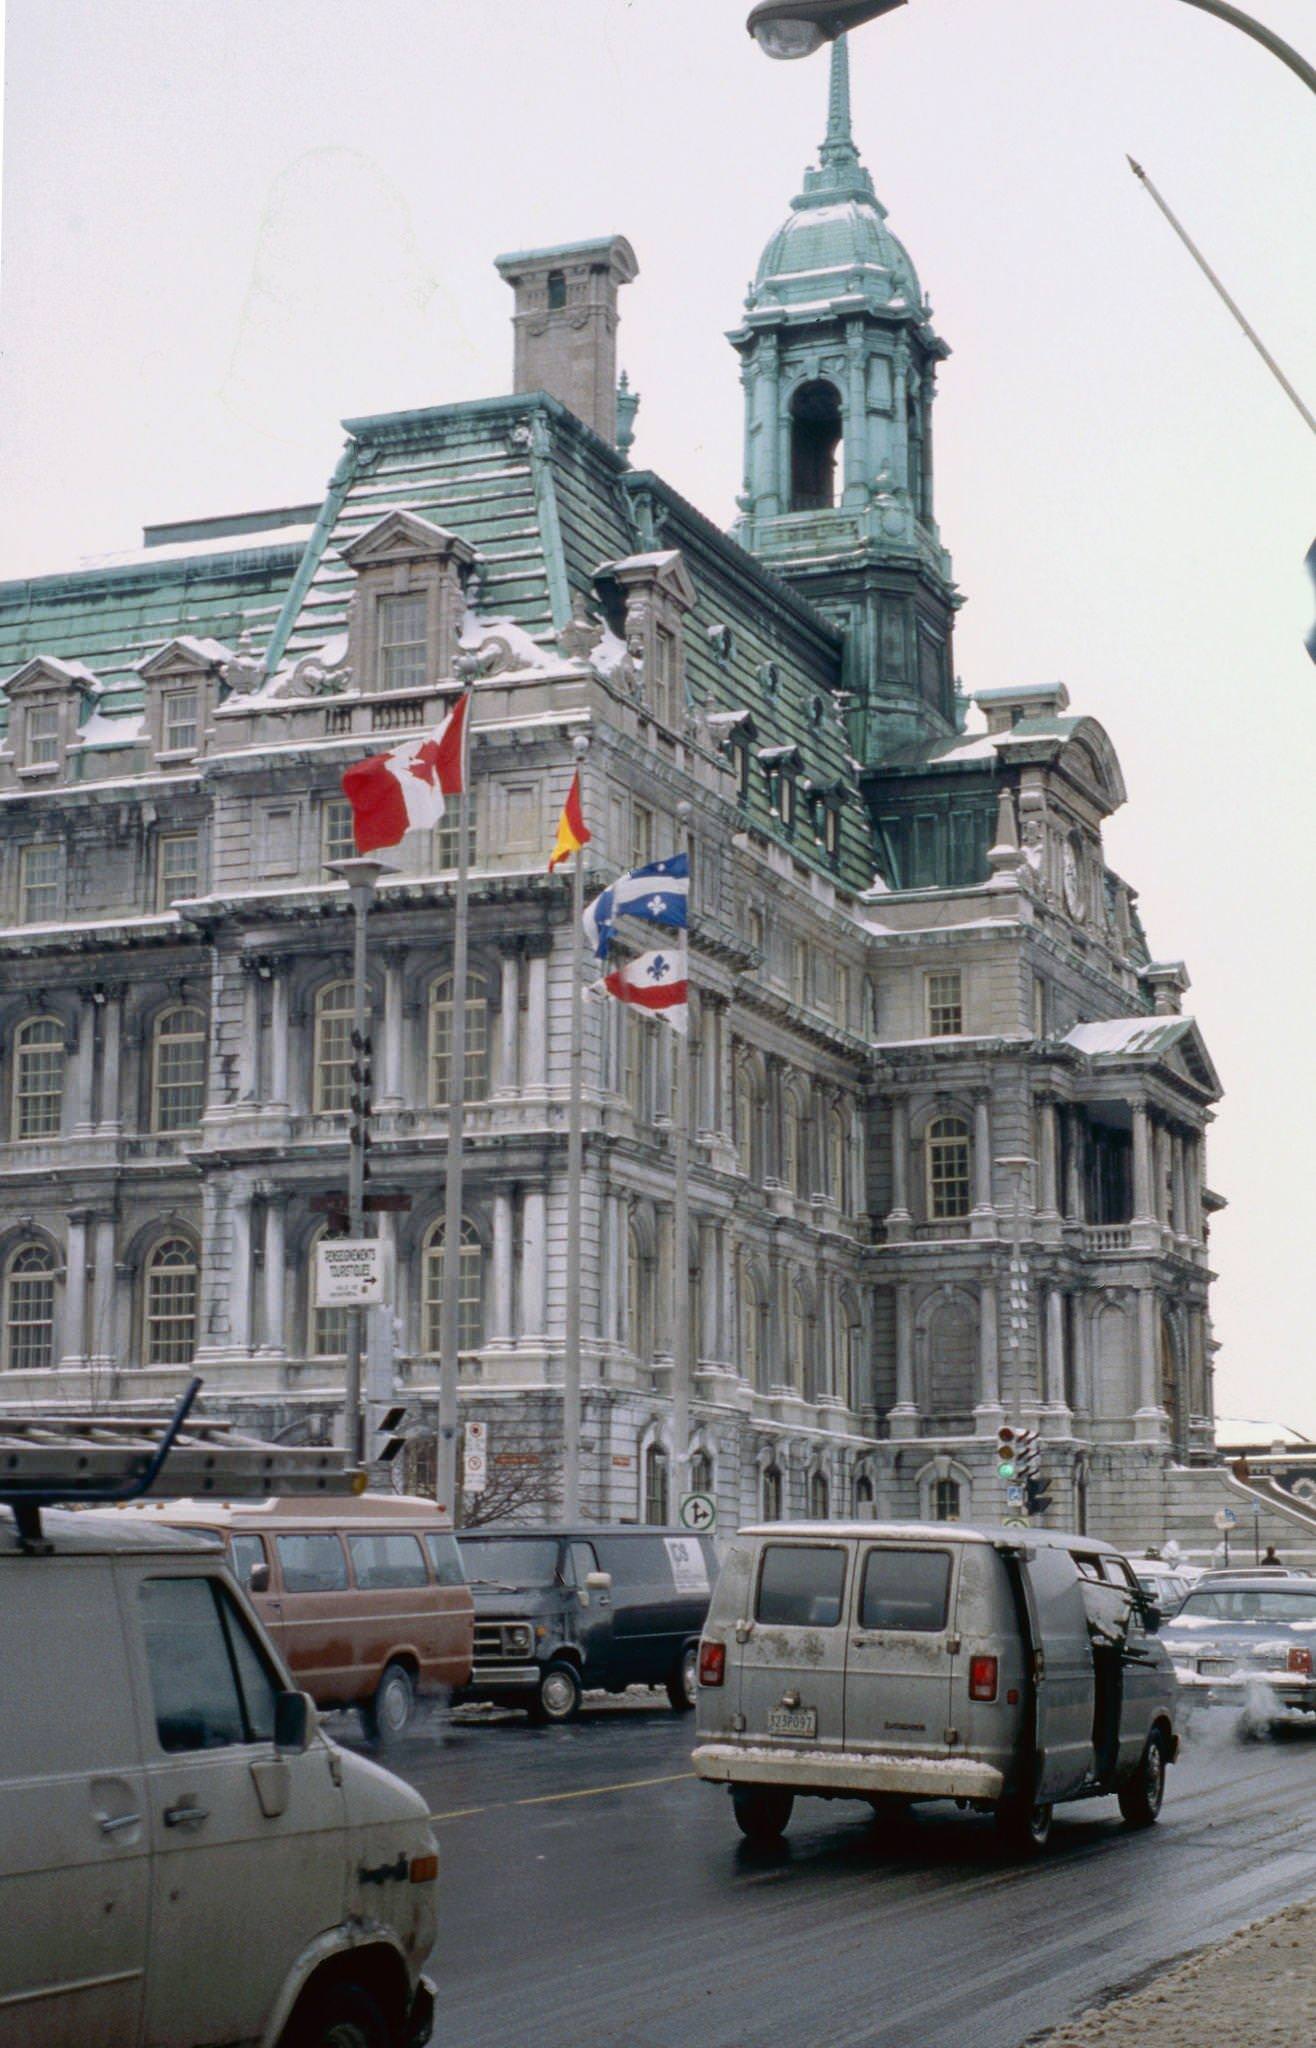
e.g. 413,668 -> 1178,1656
0,1377 -> 365,1549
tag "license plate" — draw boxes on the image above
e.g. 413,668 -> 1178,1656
768,1707 -> 817,1738
1198,1658 -> 1236,1676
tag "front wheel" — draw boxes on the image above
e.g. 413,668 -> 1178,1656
732,1784 -> 794,1844
667,1643 -> 698,1712
995,1794 -> 1053,1855
527,1660 -> 583,1724
363,1661 -> 414,1746
1118,1730 -> 1167,1827
282,1980 -> 390,2048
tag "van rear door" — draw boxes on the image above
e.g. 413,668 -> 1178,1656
1012,1544 -> 1096,1802
738,1539 -> 852,1754
843,1542 -> 957,1760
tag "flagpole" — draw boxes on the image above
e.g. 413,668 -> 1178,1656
562,735 -> 590,1522
437,694 -> 472,1519
671,800 -> 693,1513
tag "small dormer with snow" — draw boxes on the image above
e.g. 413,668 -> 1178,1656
137,638 -> 233,769
592,548 -> 697,734
0,656 -> 104,790
339,511 -> 477,697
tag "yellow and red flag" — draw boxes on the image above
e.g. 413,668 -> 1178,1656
548,770 -> 590,871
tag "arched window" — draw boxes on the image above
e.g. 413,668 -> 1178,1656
788,1285 -> 808,1395
422,1219 -> 484,1355
738,1259 -> 762,1391
790,380 -> 843,512
312,982 -> 357,1114
783,1089 -> 808,1196
762,1463 -> 784,1521
828,1106 -> 847,1210
3,1243 -> 56,1370
151,1006 -> 207,1132
933,1477 -> 962,1523
854,1472 -> 875,1516
809,1469 -> 829,1520
927,1116 -> 971,1221
644,1443 -> 670,1525
143,1237 -> 198,1365
734,1060 -> 755,1178
428,971 -> 490,1106
13,1016 -> 64,1140
690,1449 -> 713,1497
626,1219 -> 653,1362
308,1228 -> 347,1359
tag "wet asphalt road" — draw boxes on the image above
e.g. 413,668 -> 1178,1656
344,1696 -> 1316,2048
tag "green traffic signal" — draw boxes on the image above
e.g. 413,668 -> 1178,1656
998,1459 -> 1016,1479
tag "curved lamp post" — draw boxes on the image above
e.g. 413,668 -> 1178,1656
747,0 -> 1316,97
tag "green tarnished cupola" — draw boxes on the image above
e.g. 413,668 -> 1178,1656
730,36 -> 960,759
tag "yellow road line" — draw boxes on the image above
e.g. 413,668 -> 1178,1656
428,1767 -> 696,1825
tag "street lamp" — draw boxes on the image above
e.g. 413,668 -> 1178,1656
747,0 -> 1316,98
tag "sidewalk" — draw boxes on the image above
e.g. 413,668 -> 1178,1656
1032,1896 -> 1316,2046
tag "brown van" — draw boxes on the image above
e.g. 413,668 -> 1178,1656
120,1493 -> 473,1741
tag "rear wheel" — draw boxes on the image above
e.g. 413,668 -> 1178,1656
667,1643 -> 698,1712
995,1794 -> 1053,1855
527,1660 -> 582,1724
732,1784 -> 794,1844
363,1661 -> 414,1745
1118,1729 -> 1167,1828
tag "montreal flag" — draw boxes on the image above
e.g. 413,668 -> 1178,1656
602,945 -> 688,1034
340,692 -> 469,854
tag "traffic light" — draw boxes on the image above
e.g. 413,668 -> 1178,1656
349,1029 -> 374,1182
996,1425 -> 1017,1480
1025,1473 -> 1054,1518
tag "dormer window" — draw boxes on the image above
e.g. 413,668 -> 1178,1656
162,688 -> 199,756
378,594 -> 429,691
734,738 -> 751,805
592,547 -> 697,736
26,705 -> 60,767
547,269 -> 567,310
790,380 -> 843,512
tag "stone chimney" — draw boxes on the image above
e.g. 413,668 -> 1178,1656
494,235 -> 638,442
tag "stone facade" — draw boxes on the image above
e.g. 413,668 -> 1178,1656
0,43 -> 1223,1542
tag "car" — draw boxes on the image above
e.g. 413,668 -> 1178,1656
693,1521 -> 1180,1855
455,1525 -> 718,1723
1160,1577 -> 1316,1714
1131,1558 -> 1193,1616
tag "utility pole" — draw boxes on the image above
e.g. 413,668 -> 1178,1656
671,800 -> 694,1510
326,856 -> 388,1464
562,734 -> 590,1522
437,703 -> 474,1519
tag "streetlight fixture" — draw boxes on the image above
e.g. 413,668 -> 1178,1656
747,0 -> 1316,97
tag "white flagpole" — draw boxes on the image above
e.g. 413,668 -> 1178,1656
671,800 -> 693,1514
437,694 -> 472,1519
562,736 -> 590,1522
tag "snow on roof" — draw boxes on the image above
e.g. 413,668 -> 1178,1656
77,525 -> 316,572
77,708 -> 144,748
1063,1018 -> 1188,1057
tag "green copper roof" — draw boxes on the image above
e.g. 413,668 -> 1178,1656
749,36 -> 920,313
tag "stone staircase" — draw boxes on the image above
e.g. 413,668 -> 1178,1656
1159,1465 -> 1316,1569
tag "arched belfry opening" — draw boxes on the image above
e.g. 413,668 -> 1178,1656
790,381 -> 843,512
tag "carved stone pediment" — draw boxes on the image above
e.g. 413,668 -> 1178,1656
339,509 -> 477,573
5,654 -> 102,701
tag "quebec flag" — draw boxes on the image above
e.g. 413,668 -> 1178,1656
582,853 -> 689,960
602,945 -> 689,1035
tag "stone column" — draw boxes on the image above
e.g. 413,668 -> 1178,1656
1037,1097 -> 1061,1237
699,1219 -> 720,1363
890,1282 -> 917,1427
99,991 -> 124,1134
1044,1285 -> 1070,1420
971,1092 -> 994,1233
1063,1107 -> 1083,1222
1135,1287 -> 1167,1438
697,997 -> 719,1138
844,319 -> 867,507
261,1190 -> 287,1353
496,949 -> 520,1095
1072,1294 -> 1092,1418
1132,1101 -> 1154,1220
61,1209 -> 91,1365
229,1184 -> 254,1356
269,970 -> 290,1112
760,333 -> 781,516
88,1213 -> 117,1365
974,1273 -> 1002,1430
239,963 -> 262,1103
524,951 -> 549,1095
886,1097 -> 911,1241
519,1187 -> 547,1341
380,947 -> 406,1108
72,997 -> 97,1136
1171,1132 -> 1188,1240
491,1189 -> 515,1342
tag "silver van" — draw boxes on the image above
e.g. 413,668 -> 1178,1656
693,1521 -> 1180,1853
0,1395 -> 437,2048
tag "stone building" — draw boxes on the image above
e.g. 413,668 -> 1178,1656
0,43 -> 1221,1542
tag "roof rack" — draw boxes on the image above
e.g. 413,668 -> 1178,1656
0,1377 -> 365,1550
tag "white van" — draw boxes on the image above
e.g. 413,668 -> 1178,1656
0,1401 -> 437,2048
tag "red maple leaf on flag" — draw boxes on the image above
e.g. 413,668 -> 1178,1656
407,739 -> 443,785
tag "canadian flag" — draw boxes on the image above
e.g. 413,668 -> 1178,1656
340,692 -> 469,854
601,945 -> 688,1034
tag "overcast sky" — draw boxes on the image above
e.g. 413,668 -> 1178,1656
2,0 -> 1314,1435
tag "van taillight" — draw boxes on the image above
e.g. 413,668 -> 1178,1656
1288,1647 -> 1313,1677
698,1640 -> 726,1687
969,1654 -> 998,1702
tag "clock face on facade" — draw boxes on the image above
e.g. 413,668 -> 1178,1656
1063,836 -> 1084,920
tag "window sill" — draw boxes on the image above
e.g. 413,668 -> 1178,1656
16,762 -> 61,781
156,748 -> 199,767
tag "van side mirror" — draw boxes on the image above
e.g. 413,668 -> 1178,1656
585,1570 -> 612,1591
248,1561 -> 271,1594
274,1689 -> 315,1754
